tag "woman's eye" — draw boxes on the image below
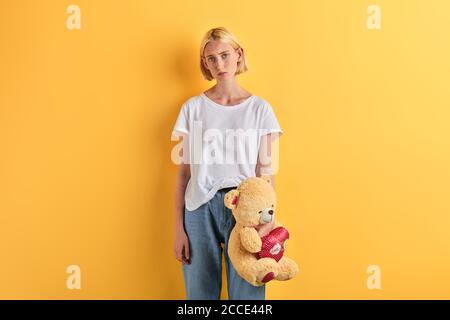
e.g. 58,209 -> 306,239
221,54 -> 228,59
208,57 -> 215,62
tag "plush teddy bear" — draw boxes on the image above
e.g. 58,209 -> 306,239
224,176 -> 299,286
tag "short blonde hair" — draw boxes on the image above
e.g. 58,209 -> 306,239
200,27 -> 248,81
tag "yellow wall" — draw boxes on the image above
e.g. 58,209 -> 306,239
1,0 -> 450,299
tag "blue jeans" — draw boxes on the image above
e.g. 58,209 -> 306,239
182,187 -> 266,300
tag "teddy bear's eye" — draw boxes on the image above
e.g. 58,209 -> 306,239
258,211 -> 262,214
272,204 -> 274,207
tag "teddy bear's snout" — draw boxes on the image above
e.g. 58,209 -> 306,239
260,208 -> 275,223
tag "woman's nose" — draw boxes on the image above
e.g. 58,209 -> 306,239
215,58 -> 224,69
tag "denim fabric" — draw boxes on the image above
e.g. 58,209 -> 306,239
182,187 -> 266,300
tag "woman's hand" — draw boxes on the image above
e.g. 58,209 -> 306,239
174,228 -> 190,264
256,219 -> 275,237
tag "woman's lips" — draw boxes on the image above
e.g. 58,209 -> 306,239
218,72 -> 227,76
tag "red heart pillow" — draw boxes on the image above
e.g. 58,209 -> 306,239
258,227 -> 289,262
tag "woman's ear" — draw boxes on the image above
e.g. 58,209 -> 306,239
224,189 -> 240,209
201,57 -> 208,70
236,47 -> 244,62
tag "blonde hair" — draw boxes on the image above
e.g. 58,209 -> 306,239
199,27 -> 248,81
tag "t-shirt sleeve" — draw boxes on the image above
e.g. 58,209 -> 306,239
260,102 -> 283,137
171,102 -> 190,138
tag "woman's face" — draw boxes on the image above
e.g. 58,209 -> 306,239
202,40 -> 242,80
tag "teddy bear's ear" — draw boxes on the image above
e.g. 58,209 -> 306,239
260,175 -> 272,185
224,189 -> 240,209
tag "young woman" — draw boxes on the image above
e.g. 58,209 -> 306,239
171,27 -> 283,300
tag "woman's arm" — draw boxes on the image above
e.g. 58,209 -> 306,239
256,133 -> 276,189
175,163 -> 190,231
173,133 -> 191,264
173,162 -> 191,264
174,133 -> 191,231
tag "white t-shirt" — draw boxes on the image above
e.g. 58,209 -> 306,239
171,93 -> 283,211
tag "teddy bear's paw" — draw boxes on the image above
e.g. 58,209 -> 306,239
261,272 -> 275,283
275,257 -> 299,281
253,258 -> 280,285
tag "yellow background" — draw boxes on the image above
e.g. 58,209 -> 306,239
1,0 -> 450,299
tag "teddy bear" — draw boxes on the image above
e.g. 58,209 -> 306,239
224,176 -> 299,286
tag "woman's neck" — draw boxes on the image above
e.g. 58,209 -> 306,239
205,80 -> 252,105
